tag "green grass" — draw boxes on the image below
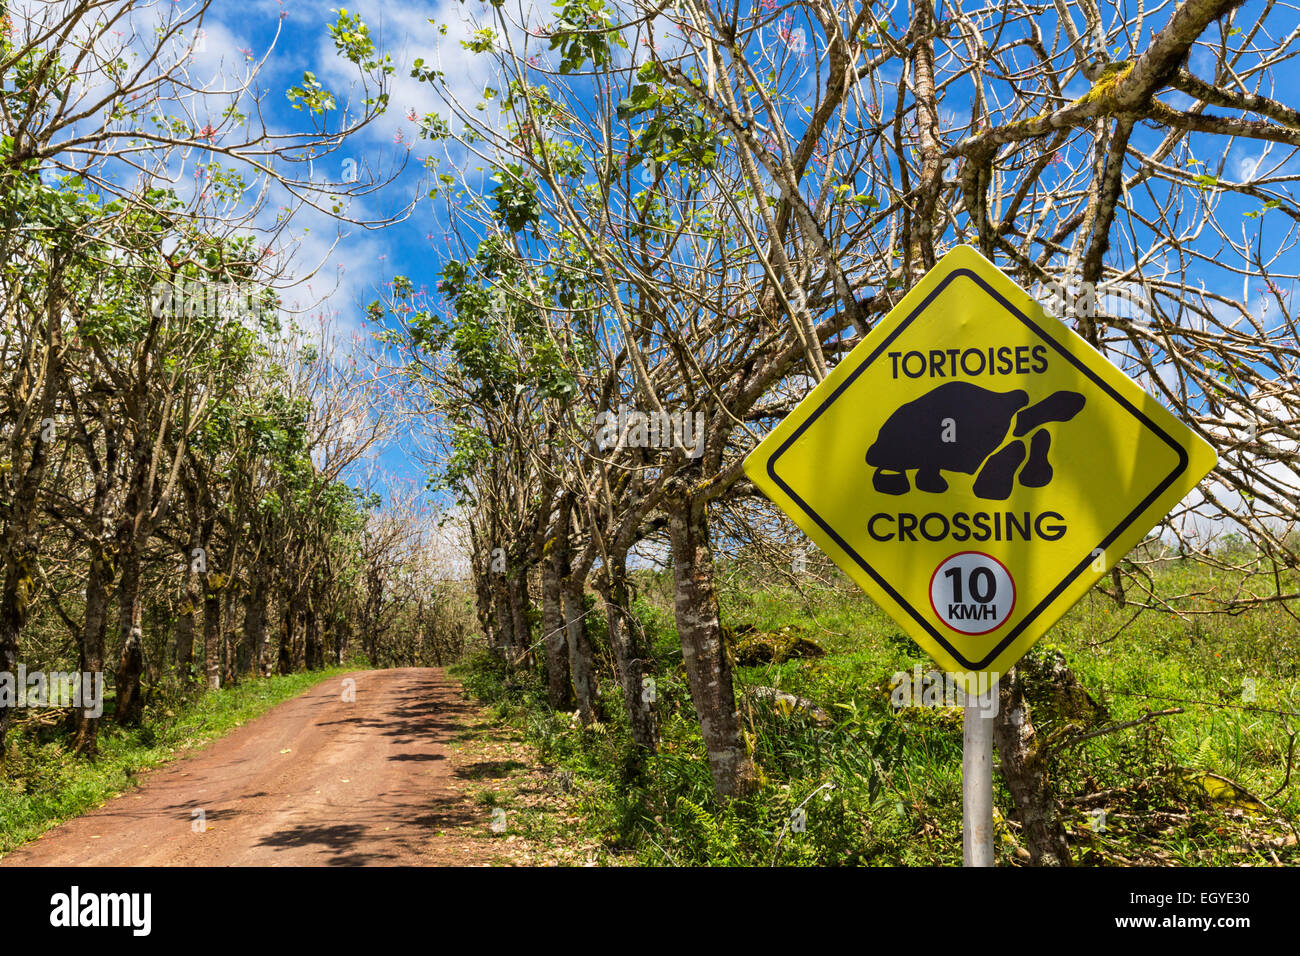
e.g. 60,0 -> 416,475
0,666 -> 353,856
457,556 -> 1300,866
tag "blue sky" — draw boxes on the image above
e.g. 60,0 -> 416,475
182,0 -> 1298,523
133,0 -> 501,501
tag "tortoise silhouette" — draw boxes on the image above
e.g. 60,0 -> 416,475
866,381 -> 1085,500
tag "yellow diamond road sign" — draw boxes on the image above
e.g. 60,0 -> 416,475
744,246 -> 1217,684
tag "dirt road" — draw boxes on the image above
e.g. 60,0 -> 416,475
1,668 -> 521,866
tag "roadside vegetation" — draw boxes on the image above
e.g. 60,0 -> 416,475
457,551 -> 1299,866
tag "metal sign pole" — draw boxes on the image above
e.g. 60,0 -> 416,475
962,688 -> 994,867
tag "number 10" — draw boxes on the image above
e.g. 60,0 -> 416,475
944,565 -> 997,604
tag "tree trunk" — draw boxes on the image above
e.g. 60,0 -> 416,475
491,576 -> 513,660
73,545 -> 113,755
72,414 -> 120,754
0,560 -> 28,754
203,573 -> 221,691
222,585 -> 239,686
506,567 -> 532,666
293,603 -> 307,670
335,615 -> 351,665
668,498 -> 755,798
0,302 -> 60,756
472,565 -> 496,651
244,572 -> 268,677
114,551 -> 146,726
113,422 -> 165,726
304,597 -> 322,670
173,544 -> 199,680
277,598 -> 294,675
0,449 -> 50,751
540,551 -> 573,709
562,575 -> 596,724
993,667 -> 1073,866
600,551 -> 657,752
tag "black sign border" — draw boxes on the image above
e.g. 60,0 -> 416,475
766,267 -> 1190,669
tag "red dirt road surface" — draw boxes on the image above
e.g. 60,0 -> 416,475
1,668 -> 512,866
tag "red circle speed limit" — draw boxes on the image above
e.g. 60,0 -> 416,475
929,552 -> 1015,634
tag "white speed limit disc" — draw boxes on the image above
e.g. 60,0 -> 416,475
929,552 -> 1015,635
